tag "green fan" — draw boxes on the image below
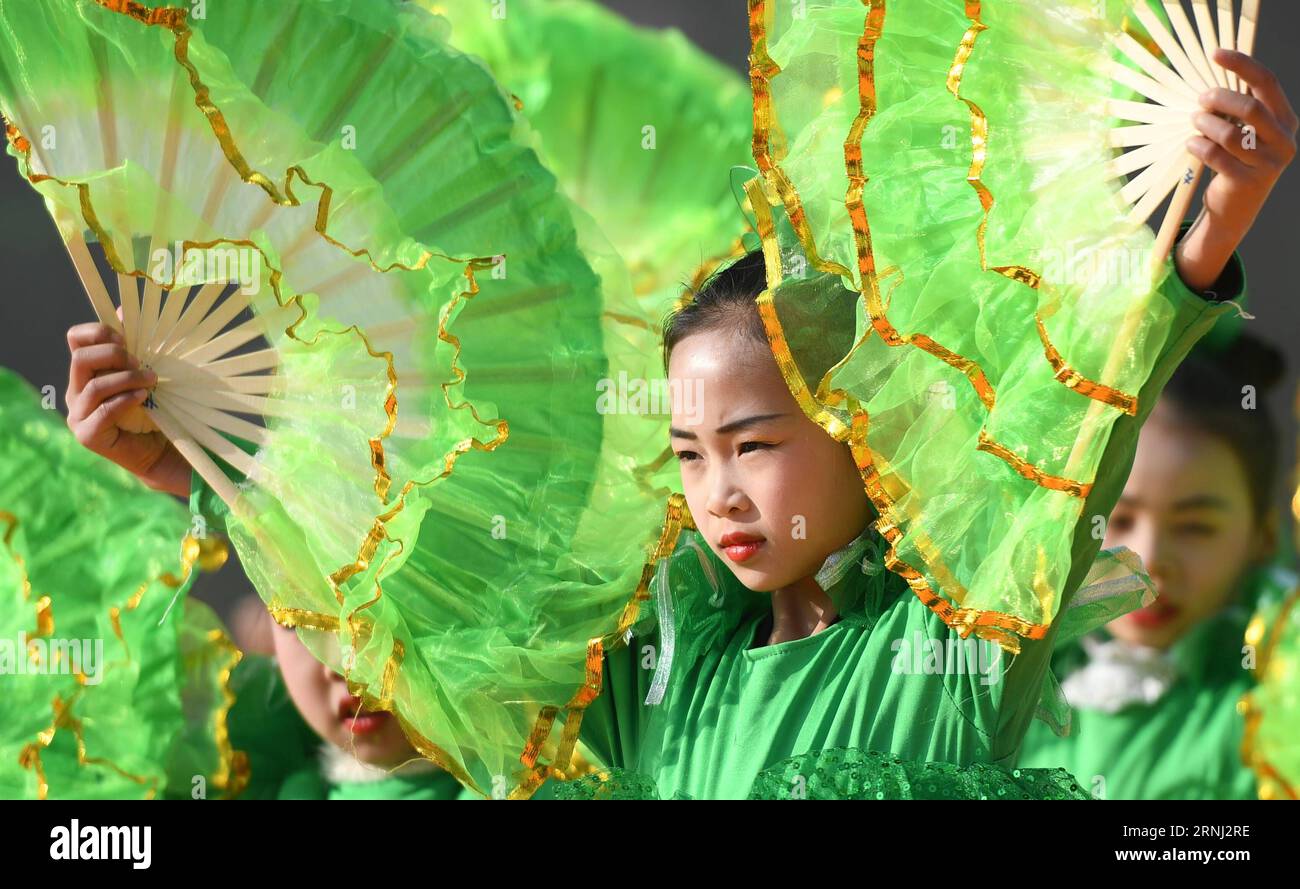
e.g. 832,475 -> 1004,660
1242,579 -> 1300,799
738,0 -> 1249,651
1105,1 -> 1260,259
429,0 -> 757,499
428,0 -> 754,302
0,0 -> 669,797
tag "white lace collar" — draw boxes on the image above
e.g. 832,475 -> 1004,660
318,742 -> 439,786
1059,635 -> 1180,714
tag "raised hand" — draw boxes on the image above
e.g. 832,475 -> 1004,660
65,321 -> 190,498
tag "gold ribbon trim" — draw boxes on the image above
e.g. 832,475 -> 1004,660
946,0 -> 1140,416
1240,585 -> 1300,800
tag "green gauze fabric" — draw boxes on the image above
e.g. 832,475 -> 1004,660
430,0 -> 754,319
0,0 -> 670,797
0,367 -> 240,799
1241,566 -> 1300,800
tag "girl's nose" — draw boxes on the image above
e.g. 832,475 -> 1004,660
1130,522 -> 1177,589
705,469 -> 749,518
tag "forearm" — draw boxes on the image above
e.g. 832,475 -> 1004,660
1174,207 -> 1252,294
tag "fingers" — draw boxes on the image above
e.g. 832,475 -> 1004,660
1193,112 -> 1259,167
67,342 -> 139,399
69,367 -> 156,423
1199,88 -> 1292,148
70,389 -> 149,452
1198,90 -> 1298,172
1212,49 -> 1300,135
1186,134 -> 1252,181
66,322 -> 124,353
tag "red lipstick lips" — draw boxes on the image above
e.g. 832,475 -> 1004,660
1128,600 -> 1180,629
338,694 -> 390,735
719,531 -> 765,564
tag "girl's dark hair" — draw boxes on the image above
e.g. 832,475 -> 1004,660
662,248 -> 859,383
1161,331 -> 1286,520
662,249 -> 769,371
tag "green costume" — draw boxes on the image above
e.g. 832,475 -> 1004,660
1021,564 -> 1298,800
276,762 -> 471,801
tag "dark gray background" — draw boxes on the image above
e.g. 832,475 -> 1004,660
2,1 -> 1296,623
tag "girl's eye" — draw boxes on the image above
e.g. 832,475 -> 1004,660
1175,524 -> 1217,537
739,441 -> 773,455
675,450 -> 700,463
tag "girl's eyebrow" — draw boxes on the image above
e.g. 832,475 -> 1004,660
670,412 -> 789,439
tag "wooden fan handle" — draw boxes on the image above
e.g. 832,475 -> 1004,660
150,404 -> 241,510
1151,158 -> 1205,266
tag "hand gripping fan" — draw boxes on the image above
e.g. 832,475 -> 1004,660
1107,0 -> 1261,262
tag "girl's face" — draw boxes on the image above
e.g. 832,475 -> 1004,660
270,623 -> 418,769
668,328 -> 871,592
1104,401 -> 1268,650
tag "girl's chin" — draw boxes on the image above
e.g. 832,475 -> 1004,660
330,727 -> 406,760
727,565 -> 799,594
345,742 -> 413,770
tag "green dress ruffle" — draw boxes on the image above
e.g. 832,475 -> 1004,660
0,368 -> 238,800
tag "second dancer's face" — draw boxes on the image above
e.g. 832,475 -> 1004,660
668,328 -> 871,593
1104,401 -> 1268,650
271,623 -> 418,769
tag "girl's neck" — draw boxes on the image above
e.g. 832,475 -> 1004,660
764,575 -> 839,645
